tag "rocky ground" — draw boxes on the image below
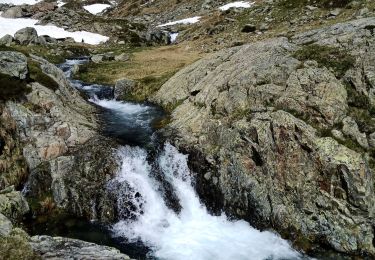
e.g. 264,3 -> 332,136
1,0 -> 375,259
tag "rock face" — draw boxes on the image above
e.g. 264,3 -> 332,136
0,51 -> 28,79
152,18 -> 375,256
0,53 -> 120,222
30,236 -> 131,259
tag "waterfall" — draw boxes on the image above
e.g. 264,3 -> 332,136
108,144 -> 301,260
60,58 -> 303,259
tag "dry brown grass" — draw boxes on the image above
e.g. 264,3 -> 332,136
78,44 -> 202,84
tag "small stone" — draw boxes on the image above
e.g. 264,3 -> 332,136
114,53 -> 130,62
306,5 -> 318,11
329,8 -> 342,17
331,129 -> 345,142
259,23 -> 269,32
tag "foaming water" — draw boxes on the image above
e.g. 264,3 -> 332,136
89,97 -> 149,115
109,144 -> 301,260
89,96 -> 163,146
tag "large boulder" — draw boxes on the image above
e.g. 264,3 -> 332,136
145,29 -> 171,45
30,236 -> 131,259
114,78 -> 136,100
14,27 -> 39,45
0,51 -> 28,79
151,18 -> 375,256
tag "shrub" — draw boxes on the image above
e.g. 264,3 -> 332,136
0,73 -> 31,101
278,0 -> 351,9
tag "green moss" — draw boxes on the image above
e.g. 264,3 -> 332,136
0,73 -> 31,101
28,60 -> 59,91
0,228 -> 40,260
293,44 -> 355,77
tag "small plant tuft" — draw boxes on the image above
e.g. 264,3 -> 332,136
293,44 -> 355,77
0,73 -> 31,101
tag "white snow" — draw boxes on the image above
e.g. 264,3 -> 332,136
0,0 -> 42,5
0,16 -> 109,45
170,32 -> 179,43
219,1 -> 254,11
157,16 -> 201,27
83,4 -> 111,15
57,1 -> 65,7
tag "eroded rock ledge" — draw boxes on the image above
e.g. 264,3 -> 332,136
152,17 -> 375,256
0,51 -> 124,258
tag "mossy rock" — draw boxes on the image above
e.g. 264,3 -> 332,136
0,228 -> 40,260
27,60 -> 59,91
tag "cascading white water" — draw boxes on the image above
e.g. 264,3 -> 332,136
109,143 -> 302,260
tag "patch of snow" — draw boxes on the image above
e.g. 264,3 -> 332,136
0,16 -> 109,45
57,1 -> 65,7
170,32 -> 179,43
157,16 -> 201,27
219,1 -> 254,11
0,0 -> 42,5
83,4 -> 111,15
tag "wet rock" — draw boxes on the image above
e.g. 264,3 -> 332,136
14,27 -> 39,45
30,236 -> 131,259
0,51 -> 28,79
114,78 -> 136,100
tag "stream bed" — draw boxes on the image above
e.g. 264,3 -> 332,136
25,58 -> 305,260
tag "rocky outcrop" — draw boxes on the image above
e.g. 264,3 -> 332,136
30,236 -> 131,259
0,52 -> 120,223
0,51 -> 28,79
152,18 -> 375,256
